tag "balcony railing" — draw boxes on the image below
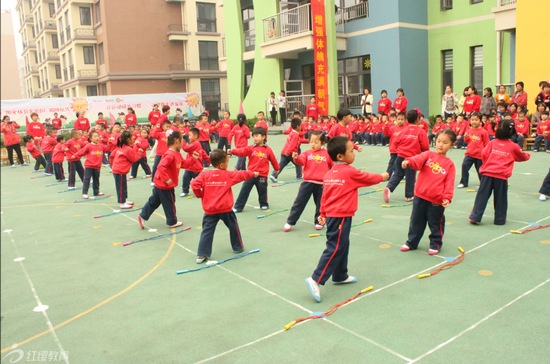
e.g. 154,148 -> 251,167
47,51 -> 59,60
24,15 -> 34,24
244,29 -> 255,52
263,3 -> 310,41
286,93 -> 363,113
73,28 -> 95,39
78,69 -> 98,78
499,0 -> 516,5
44,20 -> 57,29
336,2 -> 369,24
51,83 -> 60,90
23,40 -> 36,49
167,24 -> 189,33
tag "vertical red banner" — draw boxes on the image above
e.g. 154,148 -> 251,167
311,1 -> 328,116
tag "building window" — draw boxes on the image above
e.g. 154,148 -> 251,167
442,50 -> 453,93
48,3 -> 55,17
471,46 -> 483,92
55,64 -> 61,79
471,0 -> 483,3
83,46 -> 95,64
197,2 -> 216,32
98,43 -> 104,64
198,41 -> 218,70
80,7 -> 91,26
100,83 -> 107,95
441,0 -> 452,10
242,7 -> 255,52
94,1 -> 101,24
86,85 -> 98,96
200,79 -> 221,120
51,34 -> 58,49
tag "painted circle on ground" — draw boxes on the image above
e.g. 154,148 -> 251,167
541,240 -> 550,245
93,226 -> 101,229
479,270 -> 493,276
378,244 -> 391,249
33,304 -> 49,312
444,257 -> 456,262
13,257 -> 26,262
446,221 -> 453,225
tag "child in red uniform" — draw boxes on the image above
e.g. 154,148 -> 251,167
532,111 -> 550,152
41,127 -> 57,175
385,112 -> 408,177
453,114 -> 468,149
74,111 -> 91,132
51,113 -> 62,130
217,111 -> 234,152
195,113 -> 211,166
429,115 -> 444,146
148,104 -> 161,126
95,112 -> 108,128
469,120 -> 531,225
384,109 -> 430,203
64,129 -> 85,189
400,129 -> 457,255
228,114 -> 251,170
192,149 -> 258,263
254,111 -> 269,135
393,88 -> 408,114
305,136 -> 389,302
24,135 -> 47,172
511,110 -> 531,149
138,131 -> 200,229
180,128 -> 210,197
284,131 -> 333,232
463,86 -> 482,116
52,135 -> 66,181
457,113 -> 490,188
130,128 -> 152,179
110,131 -> 141,209
327,109 -> 363,151
305,96 -> 319,121
270,118 -> 306,183
150,119 -> 172,184
125,107 -> 137,127
231,127 -> 279,212
73,131 -> 106,199
377,90 -> 392,115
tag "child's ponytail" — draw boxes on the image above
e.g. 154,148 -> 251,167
117,130 -> 133,148
237,113 -> 246,127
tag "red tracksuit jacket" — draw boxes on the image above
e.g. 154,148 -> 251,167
254,120 -> 269,134
182,141 -> 210,173
26,141 -> 41,158
218,119 -> 234,138
464,127 -> 490,159
229,124 -> 250,148
327,123 -> 361,150
52,143 -> 65,163
231,144 -> 279,177
74,142 -> 106,170
65,138 -> 84,162
405,151 -> 456,205
134,137 -> 150,158
154,149 -> 196,190
40,135 -> 57,153
150,127 -> 168,156
480,139 -> 530,180
110,145 -> 141,174
74,117 -> 90,131
393,96 -> 408,113
281,130 -> 307,156
320,163 -> 384,218
536,120 -> 550,139
196,121 -> 210,142
294,149 -> 333,183
377,98 -> 392,114
191,169 -> 255,214
463,95 -> 481,113
395,125 -> 430,158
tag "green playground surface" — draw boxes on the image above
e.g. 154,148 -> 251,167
1,134 -> 549,363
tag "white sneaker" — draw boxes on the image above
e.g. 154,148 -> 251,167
68,186 -> 76,190
126,201 -> 134,205
314,224 -> 323,230
269,175 -> 278,183
169,221 -> 183,228
305,277 -> 321,302
128,176 -> 134,180
150,182 -> 155,187
82,194 -> 89,199
540,194 -> 547,201
283,223 -> 292,232
120,203 -> 133,209
11,164 -> 16,168
144,174 -> 152,178
457,184 -> 465,188
180,192 -> 188,197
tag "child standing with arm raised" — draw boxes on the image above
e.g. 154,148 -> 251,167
305,136 -> 389,302
179,128 -> 211,197
400,129 -> 457,255
469,120 -> 531,225
192,149 -> 259,263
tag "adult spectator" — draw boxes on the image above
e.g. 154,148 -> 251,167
1,115 -> 26,167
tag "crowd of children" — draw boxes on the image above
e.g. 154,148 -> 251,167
2,85 -> 548,302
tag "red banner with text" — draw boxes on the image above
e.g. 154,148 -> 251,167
311,1 -> 328,116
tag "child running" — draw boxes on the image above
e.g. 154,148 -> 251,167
73,131 -> 106,199
283,131 -> 333,232
400,129 -> 457,255
270,117 -> 305,183
469,120 -> 530,225
138,131 -> 200,229
110,131 -> 142,209
230,127 -> 279,212
191,149 -> 259,263
180,128 -> 210,197
457,112 -> 489,188
305,136 -> 389,302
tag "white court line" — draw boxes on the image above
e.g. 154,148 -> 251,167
409,277 -> 550,363
445,208 -> 531,225
2,218 -> 69,364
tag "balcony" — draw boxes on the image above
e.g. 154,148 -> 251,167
78,69 -> 98,79
335,2 -> 369,24
23,40 -> 36,50
24,15 -> 34,24
492,0 -> 516,31
44,20 -> 57,31
261,3 -> 346,59
47,51 -> 59,61
73,28 -> 96,42
167,24 -> 190,41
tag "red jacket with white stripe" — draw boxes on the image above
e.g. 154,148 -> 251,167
405,151 -> 456,205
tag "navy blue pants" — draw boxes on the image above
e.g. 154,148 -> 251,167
197,211 -> 243,257
404,196 -> 445,251
459,156 -> 482,187
272,154 -> 302,179
181,170 -> 199,194
538,168 -> 550,196
68,160 -> 84,187
113,173 -> 128,204
234,176 -> 268,211
54,162 -> 65,181
82,168 -> 100,196
386,153 -> 397,177
140,187 -> 177,226
534,136 -> 550,151
151,155 -> 162,181
386,156 -> 416,199
199,141 -> 211,167
44,152 -> 53,174
511,134 -> 525,150
312,217 -> 352,285
469,175 -> 508,225
33,154 -> 47,171
217,136 -> 230,151
131,157 -> 151,178
287,182 -> 323,225
235,156 -> 247,171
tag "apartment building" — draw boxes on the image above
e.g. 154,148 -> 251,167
1,10 -> 24,100
224,0 -> 546,118
16,0 -> 227,118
